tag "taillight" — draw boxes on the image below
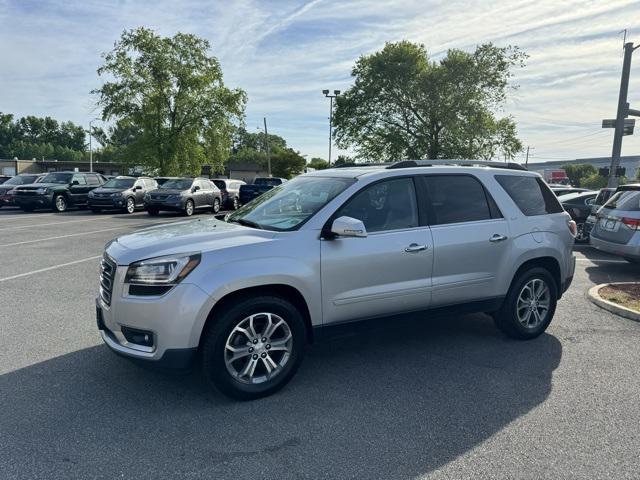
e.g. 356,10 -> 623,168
567,219 -> 577,237
622,217 -> 640,230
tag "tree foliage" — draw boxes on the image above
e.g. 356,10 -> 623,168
333,41 -> 526,162
0,112 -> 86,161
93,27 -> 246,175
308,157 -> 329,170
230,128 -> 306,178
562,164 -> 597,187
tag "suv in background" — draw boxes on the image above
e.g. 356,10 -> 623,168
97,160 -> 576,400
584,187 -> 616,237
590,184 -> 640,264
238,177 -> 287,205
13,171 -> 106,212
211,178 -> 245,210
88,176 -> 158,214
0,173 -> 45,208
144,177 -> 221,216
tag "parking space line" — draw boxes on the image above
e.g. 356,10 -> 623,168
0,255 -> 102,282
0,225 -> 134,247
2,217 -> 106,230
575,258 -> 627,263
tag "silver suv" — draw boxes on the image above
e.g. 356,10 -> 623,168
96,160 -> 576,399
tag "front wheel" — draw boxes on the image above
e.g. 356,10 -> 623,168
53,194 -> 67,212
124,197 -> 136,214
212,198 -> 221,214
201,296 -> 306,400
494,267 -> 557,340
184,199 -> 195,216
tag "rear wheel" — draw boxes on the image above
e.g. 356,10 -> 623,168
184,199 -> 194,216
212,198 -> 221,214
494,267 -> 557,340
125,197 -> 135,214
53,194 -> 67,212
201,296 -> 306,400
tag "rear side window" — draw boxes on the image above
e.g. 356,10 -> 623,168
603,190 -> 640,211
495,175 -> 563,216
86,174 -> 100,185
423,175 -> 496,225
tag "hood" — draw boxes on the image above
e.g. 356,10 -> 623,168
17,183 -> 62,190
93,187 -> 128,194
106,217 -> 275,265
151,189 -> 185,195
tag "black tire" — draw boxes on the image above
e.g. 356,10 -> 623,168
233,197 -> 239,210
201,295 -> 307,400
53,194 -> 67,212
147,207 -> 159,216
494,267 -> 557,340
124,196 -> 136,214
184,199 -> 195,216
212,198 -> 221,214
575,222 -> 589,243
21,205 -> 36,212
90,207 -> 102,213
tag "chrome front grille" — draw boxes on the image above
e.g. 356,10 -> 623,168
100,255 -> 116,306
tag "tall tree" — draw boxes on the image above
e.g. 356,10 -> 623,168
93,27 -> 246,175
333,41 -> 526,162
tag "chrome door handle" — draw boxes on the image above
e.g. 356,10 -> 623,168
405,243 -> 428,253
489,234 -> 508,243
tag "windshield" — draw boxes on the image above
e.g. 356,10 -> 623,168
603,190 -> 640,212
102,178 -> 135,189
160,179 -> 193,190
227,176 -> 354,231
41,173 -> 73,184
5,175 -> 38,186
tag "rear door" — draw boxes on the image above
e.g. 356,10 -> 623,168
421,174 -> 511,306
321,176 -> 433,324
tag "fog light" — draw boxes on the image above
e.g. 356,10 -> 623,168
121,326 -> 154,347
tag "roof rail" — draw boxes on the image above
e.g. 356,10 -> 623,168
334,162 -> 391,168
386,159 -> 528,171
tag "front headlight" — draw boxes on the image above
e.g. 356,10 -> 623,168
124,253 -> 201,285
167,194 -> 180,201
88,190 -> 95,198
111,192 -> 122,198
36,187 -> 49,194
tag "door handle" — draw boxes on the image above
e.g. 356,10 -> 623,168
489,234 -> 508,243
405,243 -> 428,253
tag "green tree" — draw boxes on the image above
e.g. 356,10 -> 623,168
562,164 -> 596,187
333,41 -> 526,162
308,157 -> 329,170
93,27 -> 246,175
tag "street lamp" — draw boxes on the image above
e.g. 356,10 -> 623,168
88,118 -> 99,173
322,89 -> 340,165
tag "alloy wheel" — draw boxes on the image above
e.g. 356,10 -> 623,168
185,200 -> 194,216
126,197 -> 135,214
575,222 -> 588,242
55,195 -> 67,212
516,278 -> 550,329
213,198 -> 220,213
224,312 -> 293,385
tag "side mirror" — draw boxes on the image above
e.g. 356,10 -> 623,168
331,216 -> 367,238
71,180 -> 79,186
192,185 -> 200,192
134,185 -> 142,191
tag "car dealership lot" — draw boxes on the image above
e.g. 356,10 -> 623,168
1,209 -> 639,479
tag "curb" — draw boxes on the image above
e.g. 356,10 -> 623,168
587,283 -> 640,322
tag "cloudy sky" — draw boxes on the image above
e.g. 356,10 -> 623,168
1,0 -> 640,164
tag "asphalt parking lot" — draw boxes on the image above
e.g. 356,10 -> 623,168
1,207 -> 639,480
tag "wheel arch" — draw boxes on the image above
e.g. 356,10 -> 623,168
198,284 -> 314,350
511,256 -> 562,298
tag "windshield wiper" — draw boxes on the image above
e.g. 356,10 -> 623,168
229,218 -> 262,229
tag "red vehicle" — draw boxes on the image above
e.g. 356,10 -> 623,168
543,169 -> 570,185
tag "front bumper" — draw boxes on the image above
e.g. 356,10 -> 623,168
0,193 -> 16,206
590,234 -> 640,261
144,199 -> 185,211
96,268 -> 214,368
89,197 -> 127,209
13,194 -> 53,208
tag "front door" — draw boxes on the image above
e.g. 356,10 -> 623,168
321,177 -> 433,325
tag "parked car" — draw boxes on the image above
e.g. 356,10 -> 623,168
238,177 -> 287,205
550,187 -> 590,197
584,187 -> 616,237
154,177 -> 178,186
88,176 -> 158,214
211,178 -> 245,210
97,160 -> 576,400
0,175 -> 11,184
13,171 -> 106,212
144,177 -> 221,216
590,184 -> 640,264
558,191 -> 597,243
0,173 -> 45,208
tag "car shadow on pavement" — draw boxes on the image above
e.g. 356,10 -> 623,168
0,313 -> 562,479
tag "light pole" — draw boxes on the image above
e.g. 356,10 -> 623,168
88,119 -> 99,172
322,89 -> 340,165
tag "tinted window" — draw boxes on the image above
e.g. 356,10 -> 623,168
603,190 -> 640,211
86,174 -> 100,185
423,175 -> 493,225
4,175 -> 39,186
103,178 -> 135,189
160,179 -> 193,190
336,178 -> 419,233
72,175 -> 86,185
41,172 -> 73,184
496,175 -> 563,216
212,180 -> 226,189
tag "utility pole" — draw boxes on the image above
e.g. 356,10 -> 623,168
525,146 -> 534,167
608,42 -> 640,188
322,89 -> 340,165
263,117 -> 271,177
88,119 -> 96,172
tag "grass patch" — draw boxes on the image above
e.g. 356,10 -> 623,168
600,284 -> 640,313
